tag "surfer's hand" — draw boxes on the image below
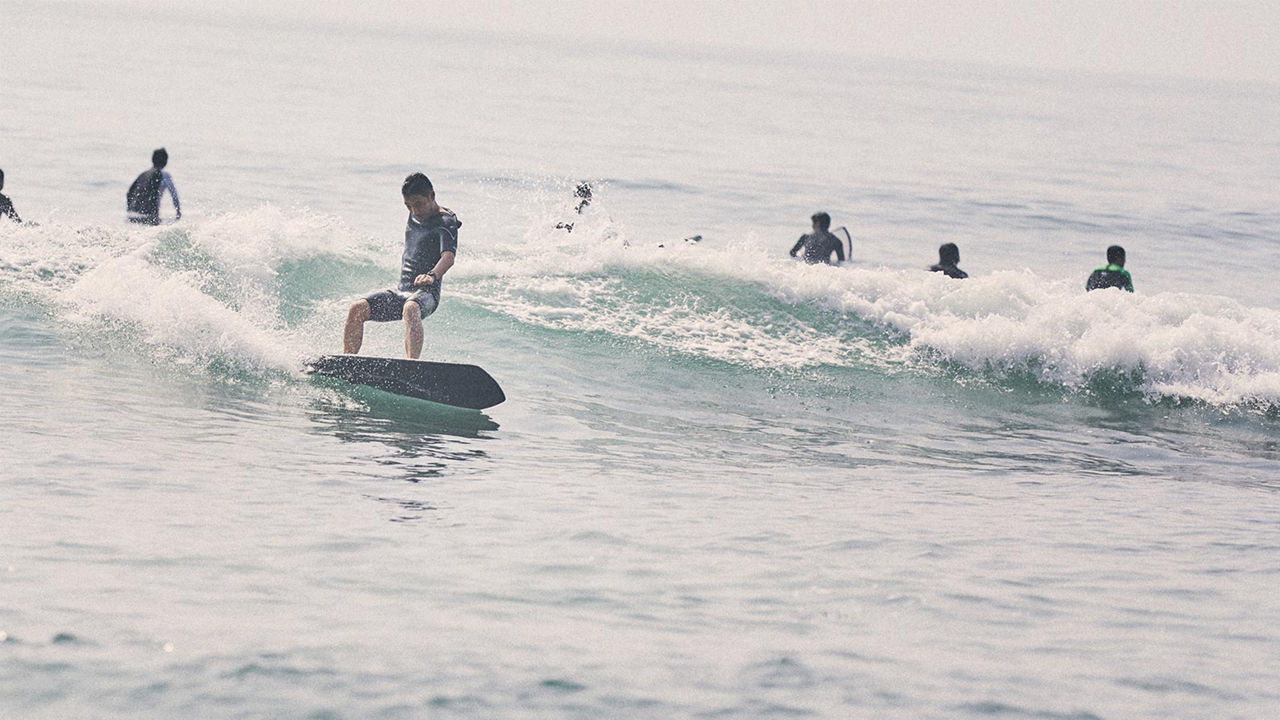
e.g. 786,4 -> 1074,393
414,273 -> 435,286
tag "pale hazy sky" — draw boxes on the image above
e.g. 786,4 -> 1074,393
97,0 -> 1280,84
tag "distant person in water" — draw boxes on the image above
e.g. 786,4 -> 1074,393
127,148 -> 181,225
929,243 -> 968,279
1085,245 -> 1134,292
343,172 -> 459,359
556,181 -> 593,233
0,168 -> 21,223
789,212 -> 845,265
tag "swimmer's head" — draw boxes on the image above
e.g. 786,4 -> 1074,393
1107,245 -> 1126,266
939,243 -> 960,266
152,148 -> 168,169
0,167 -> 5,191
811,212 -> 830,232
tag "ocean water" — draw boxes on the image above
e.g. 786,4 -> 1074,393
3,2 -> 1280,718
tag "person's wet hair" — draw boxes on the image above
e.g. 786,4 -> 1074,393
152,148 -> 168,169
0,167 -> 5,191
811,212 -> 831,231
1107,245 -> 1126,266
402,172 -> 434,197
939,242 -> 960,266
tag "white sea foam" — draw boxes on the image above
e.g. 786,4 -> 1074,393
8,202 -> 1280,406
455,215 -> 1280,406
192,205 -> 373,277
776,267 -> 1280,405
66,244 -> 299,371
1,208 -> 367,373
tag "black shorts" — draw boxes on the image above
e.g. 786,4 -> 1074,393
364,287 -> 440,322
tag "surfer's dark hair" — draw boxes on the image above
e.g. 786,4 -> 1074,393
811,212 -> 830,231
939,242 -> 960,265
402,172 -> 434,197
152,148 -> 168,169
1107,245 -> 1125,266
0,167 -> 5,190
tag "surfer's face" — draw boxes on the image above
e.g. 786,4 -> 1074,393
404,193 -> 435,220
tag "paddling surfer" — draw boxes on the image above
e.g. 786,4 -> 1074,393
343,172 -> 459,359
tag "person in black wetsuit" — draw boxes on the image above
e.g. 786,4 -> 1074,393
343,172 -> 459,359
929,243 -> 968,279
1085,245 -> 1134,292
789,212 -> 845,265
0,168 -> 21,223
127,148 -> 181,225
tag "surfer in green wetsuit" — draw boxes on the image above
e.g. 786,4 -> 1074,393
343,173 -> 459,359
1086,245 -> 1133,292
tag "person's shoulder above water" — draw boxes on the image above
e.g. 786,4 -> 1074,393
1085,245 -> 1133,292
0,193 -> 18,223
928,242 -> 967,278
1087,265 -> 1132,292
929,263 -> 968,279
0,168 -> 21,223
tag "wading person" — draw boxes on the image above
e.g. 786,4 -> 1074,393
929,242 -> 968,279
126,148 -> 181,225
789,211 -> 845,265
343,172 -> 459,359
1085,245 -> 1134,292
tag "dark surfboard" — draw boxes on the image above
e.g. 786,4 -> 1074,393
306,355 -> 505,410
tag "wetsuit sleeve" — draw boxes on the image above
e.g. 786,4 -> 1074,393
161,172 -> 181,216
834,238 -> 845,263
790,236 -> 804,257
438,227 -> 458,255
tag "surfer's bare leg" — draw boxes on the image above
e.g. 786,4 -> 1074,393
403,300 -> 423,359
344,300 -> 371,354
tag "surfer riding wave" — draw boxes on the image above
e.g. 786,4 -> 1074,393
343,172 -> 459,359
